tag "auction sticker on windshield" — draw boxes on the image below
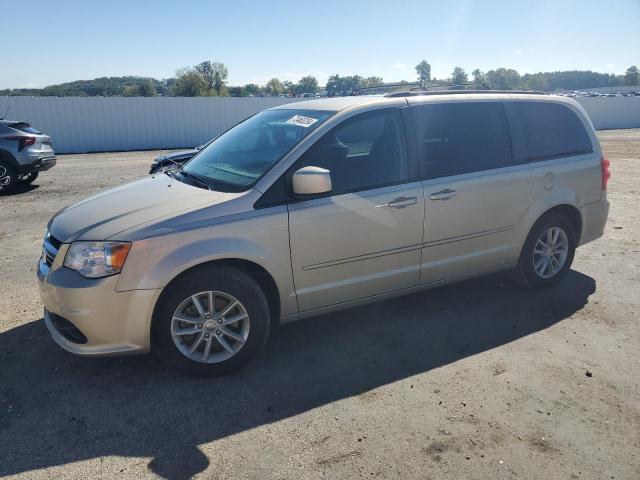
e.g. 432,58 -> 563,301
286,115 -> 319,128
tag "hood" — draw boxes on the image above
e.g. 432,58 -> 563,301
49,174 -> 238,242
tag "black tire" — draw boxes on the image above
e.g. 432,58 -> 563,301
0,160 -> 18,194
516,212 -> 577,289
152,265 -> 271,376
18,171 -> 39,184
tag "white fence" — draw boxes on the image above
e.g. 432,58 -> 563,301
0,96 -> 299,153
575,96 -> 640,130
1,95 -> 639,153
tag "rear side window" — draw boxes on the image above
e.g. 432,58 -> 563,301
9,122 -> 42,134
513,102 -> 592,161
414,102 -> 513,179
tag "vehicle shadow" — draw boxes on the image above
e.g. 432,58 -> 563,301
0,270 -> 595,479
0,183 -> 39,196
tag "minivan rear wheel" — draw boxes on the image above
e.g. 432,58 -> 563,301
152,266 -> 271,376
516,212 -> 577,288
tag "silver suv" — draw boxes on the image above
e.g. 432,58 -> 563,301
0,120 -> 56,192
38,92 -> 610,375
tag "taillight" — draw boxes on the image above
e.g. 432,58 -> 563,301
7,136 -> 36,151
601,157 -> 611,190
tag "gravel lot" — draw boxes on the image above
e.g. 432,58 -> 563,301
1,130 -> 639,480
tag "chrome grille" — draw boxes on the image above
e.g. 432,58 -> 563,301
42,232 -> 61,267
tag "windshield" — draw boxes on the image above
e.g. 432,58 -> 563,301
183,109 -> 334,191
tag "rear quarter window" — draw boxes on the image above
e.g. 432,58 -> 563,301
513,102 -> 592,161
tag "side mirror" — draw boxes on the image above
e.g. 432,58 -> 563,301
292,166 -> 332,196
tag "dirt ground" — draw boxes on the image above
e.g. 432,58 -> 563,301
0,130 -> 638,480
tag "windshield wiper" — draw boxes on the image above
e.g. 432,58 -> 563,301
163,162 -> 211,190
179,170 -> 212,190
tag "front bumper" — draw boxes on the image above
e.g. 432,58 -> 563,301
18,155 -> 57,173
37,244 -> 161,357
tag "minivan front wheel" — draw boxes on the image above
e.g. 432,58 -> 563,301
153,266 -> 271,376
517,212 -> 577,288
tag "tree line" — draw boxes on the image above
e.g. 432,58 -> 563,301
416,61 -> 639,91
1,60 -> 638,97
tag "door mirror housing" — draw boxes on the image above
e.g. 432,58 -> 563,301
292,166 -> 332,196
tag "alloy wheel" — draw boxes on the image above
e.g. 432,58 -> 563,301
171,291 -> 250,363
533,226 -> 569,279
0,166 -> 11,187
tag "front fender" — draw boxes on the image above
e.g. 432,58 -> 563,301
115,206 -> 298,316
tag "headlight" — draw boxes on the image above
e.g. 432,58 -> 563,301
64,242 -> 131,278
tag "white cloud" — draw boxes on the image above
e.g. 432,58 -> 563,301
515,49 -> 523,55
605,63 -> 615,70
391,62 -> 406,69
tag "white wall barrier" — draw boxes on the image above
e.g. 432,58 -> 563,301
575,97 -> 640,131
0,96 -> 299,154
1,95 -> 638,153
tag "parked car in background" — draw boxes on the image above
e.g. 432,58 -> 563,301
38,92 -> 609,376
149,144 -> 205,174
0,120 -> 56,193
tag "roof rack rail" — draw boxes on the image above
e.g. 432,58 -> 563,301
351,82 -> 421,96
385,89 -> 547,97
350,81 -> 546,97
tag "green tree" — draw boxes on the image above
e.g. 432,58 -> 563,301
283,81 -> 295,96
415,60 -> 431,86
137,80 -> 156,97
624,65 -> 639,86
451,67 -> 468,84
265,77 -> 284,95
325,74 -> 366,96
211,62 -> 229,95
244,83 -> 261,95
194,61 -> 228,95
325,74 -> 342,96
227,86 -> 244,97
472,69 -> 486,86
122,85 -> 138,97
485,68 -> 523,90
521,72 -> 549,91
297,75 -> 318,94
173,67 -> 206,96
363,76 -> 383,87
195,61 -> 215,93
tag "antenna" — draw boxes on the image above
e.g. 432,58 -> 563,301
0,105 -> 8,120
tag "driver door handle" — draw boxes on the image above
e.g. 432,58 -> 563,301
387,196 -> 417,208
430,189 -> 456,201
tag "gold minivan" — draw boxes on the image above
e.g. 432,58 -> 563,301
38,92 -> 610,375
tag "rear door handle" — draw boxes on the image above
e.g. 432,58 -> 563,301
387,196 -> 417,208
430,189 -> 456,201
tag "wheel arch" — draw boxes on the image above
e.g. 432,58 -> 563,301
151,258 -> 281,334
542,204 -> 582,243
0,149 -> 18,168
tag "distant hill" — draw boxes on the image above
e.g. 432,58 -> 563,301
0,76 -> 173,97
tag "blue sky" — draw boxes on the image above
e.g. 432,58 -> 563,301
1,0 -> 638,89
